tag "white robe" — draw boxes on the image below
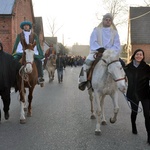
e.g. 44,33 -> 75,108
16,30 -> 39,55
87,27 -> 121,60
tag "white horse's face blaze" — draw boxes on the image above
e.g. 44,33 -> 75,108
108,61 -> 126,92
24,49 -> 34,73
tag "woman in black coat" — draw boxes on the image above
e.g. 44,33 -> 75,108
124,49 -> 150,145
0,42 -> 21,120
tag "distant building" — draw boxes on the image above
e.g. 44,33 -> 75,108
44,37 -> 58,53
0,0 -> 35,53
71,45 -> 90,57
34,17 -> 45,49
128,7 -> 150,63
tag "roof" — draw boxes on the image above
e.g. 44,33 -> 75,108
130,7 -> 150,44
45,37 -> 57,46
34,17 -> 43,37
0,0 -> 15,15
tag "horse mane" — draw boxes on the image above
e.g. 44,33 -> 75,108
102,49 -> 119,63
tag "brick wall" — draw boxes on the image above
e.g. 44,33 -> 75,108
132,44 -> 150,63
0,0 -> 34,54
0,18 -> 12,53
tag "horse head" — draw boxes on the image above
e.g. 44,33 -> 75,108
48,54 -> 56,66
22,40 -> 36,74
102,49 -> 127,93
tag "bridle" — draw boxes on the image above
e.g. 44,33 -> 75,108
102,59 -> 126,82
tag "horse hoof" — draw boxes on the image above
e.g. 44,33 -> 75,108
20,119 -> 26,124
90,115 -> 96,119
24,108 -> 27,111
95,130 -> 101,135
101,121 -> 107,125
110,118 -> 116,124
40,83 -> 44,87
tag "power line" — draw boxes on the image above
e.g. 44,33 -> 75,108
130,10 -> 150,20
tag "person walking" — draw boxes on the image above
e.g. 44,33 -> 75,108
12,20 -> 44,86
56,53 -> 66,83
78,13 -> 121,91
124,49 -> 150,145
0,41 -> 21,120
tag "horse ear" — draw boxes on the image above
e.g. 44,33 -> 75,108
33,41 -> 36,48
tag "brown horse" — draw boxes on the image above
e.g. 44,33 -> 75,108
17,40 -> 38,124
45,54 -> 56,82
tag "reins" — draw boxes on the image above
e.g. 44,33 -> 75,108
102,59 -> 126,82
122,93 -> 142,113
19,66 -> 32,87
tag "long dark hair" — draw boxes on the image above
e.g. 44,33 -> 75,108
130,49 -> 145,61
0,41 -> 3,51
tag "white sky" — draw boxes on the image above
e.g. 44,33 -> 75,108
32,0 -> 146,46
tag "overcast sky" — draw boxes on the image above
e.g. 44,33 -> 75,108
32,0 -> 146,46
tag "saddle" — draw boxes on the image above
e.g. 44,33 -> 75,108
78,51 -> 103,91
87,51 -> 103,81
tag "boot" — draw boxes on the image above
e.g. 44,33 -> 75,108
147,133 -> 150,144
132,122 -> 137,134
4,111 -> 9,120
78,82 -> 87,91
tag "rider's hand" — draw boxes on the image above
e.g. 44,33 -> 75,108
96,47 -> 105,53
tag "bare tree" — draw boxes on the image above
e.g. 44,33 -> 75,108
96,0 -> 128,26
144,0 -> 150,6
46,17 -> 63,37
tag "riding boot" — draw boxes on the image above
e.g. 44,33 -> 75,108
78,64 -> 90,91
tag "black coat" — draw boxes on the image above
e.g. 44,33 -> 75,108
56,57 -> 65,69
0,50 -> 21,90
124,61 -> 150,101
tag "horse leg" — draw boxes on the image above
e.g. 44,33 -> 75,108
88,88 -> 96,119
24,89 -> 28,111
20,90 -> 26,124
101,95 -> 107,125
50,70 -> 53,81
110,92 -> 119,123
94,91 -> 102,135
52,70 -> 55,80
27,87 -> 34,117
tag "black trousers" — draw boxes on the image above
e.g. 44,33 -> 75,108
130,99 -> 150,133
34,58 -> 43,78
0,88 -> 11,113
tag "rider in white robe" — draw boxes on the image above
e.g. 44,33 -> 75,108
79,13 -> 121,90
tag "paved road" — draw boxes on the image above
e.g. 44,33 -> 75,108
0,67 -> 149,150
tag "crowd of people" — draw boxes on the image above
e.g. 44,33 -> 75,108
0,13 -> 150,145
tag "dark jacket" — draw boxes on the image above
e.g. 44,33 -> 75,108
124,61 -> 150,101
56,56 -> 65,69
12,32 -> 44,59
0,50 -> 21,90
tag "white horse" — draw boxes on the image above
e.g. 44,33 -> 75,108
87,49 -> 127,135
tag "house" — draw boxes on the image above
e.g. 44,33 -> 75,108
128,7 -> 150,63
34,17 -> 44,49
71,45 -> 90,57
44,37 -> 58,54
0,0 -> 44,54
